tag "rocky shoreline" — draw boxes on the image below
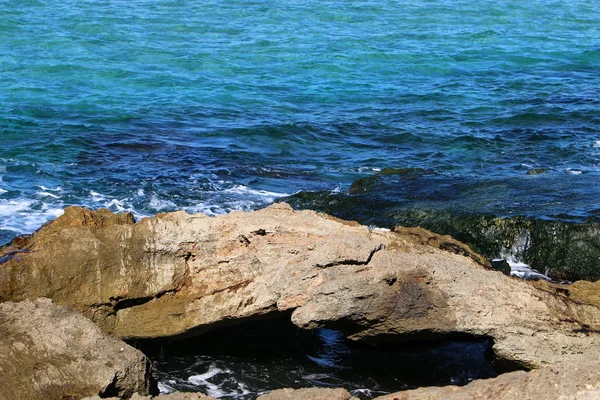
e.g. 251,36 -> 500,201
1,204 -> 600,399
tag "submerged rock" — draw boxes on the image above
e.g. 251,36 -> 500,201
1,204 -> 600,371
0,298 -> 155,400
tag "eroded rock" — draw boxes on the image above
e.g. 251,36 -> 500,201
257,387 -> 357,400
1,204 -> 600,370
373,356 -> 600,400
0,298 -> 155,400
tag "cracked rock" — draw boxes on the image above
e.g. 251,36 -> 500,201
1,204 -> 600,370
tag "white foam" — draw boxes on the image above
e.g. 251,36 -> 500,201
157,381 -> 175,394
330,184 -> 342,193
187,365 -> 225,384
36,191 -> 60,199
148,194 -> 176,212
90,191 -> 106,200
509,260 -> 552,281
358,166 -> 381,172
498,230 -> 551,281
566,168 -> 583,175
594,140 -> 600,148
222,184 -> 290,199
0,188 -> 7,195
38,185 -> 62,192
187,365 -> 232,398
0,199 -> 64,233
370,227 -> 391,232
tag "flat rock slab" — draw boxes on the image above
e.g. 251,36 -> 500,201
1,204 -> 600,369
257,388 -> 357,400
0,298 -> 154,400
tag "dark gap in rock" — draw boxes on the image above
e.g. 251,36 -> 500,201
112,295 -> 154,312
130,317 -> 526,399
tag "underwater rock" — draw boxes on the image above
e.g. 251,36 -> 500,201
1,204 -> 600,370
0,298 -> 155,400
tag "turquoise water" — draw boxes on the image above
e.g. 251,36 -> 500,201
2,1 -> 600,396
1,0 -> 600,243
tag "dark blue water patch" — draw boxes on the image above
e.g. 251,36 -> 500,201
344,170 -> 600,222
133,318 -> 509,399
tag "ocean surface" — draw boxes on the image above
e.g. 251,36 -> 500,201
1,0 -> 599,396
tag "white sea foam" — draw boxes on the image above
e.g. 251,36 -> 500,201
499,230 -> 552,281
90,191 -> 106,200
188,365 -> 233,398
508,260 -> 552,281
36,191 -> 60,199
0,199 -> 64,233
0,188 -> 7,195
594,140 -> 600,148
38,185 -> 62,192
566,168 -> 583,175
222,184 -> 290,199
187,365 -> 225,384
157,381 -> 176,394
351,388 -> 388,397
148,194 -> 176,212
370,227 -> 391,232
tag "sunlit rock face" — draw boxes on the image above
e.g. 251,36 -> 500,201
1,204 -> 600,372
0,298 -> 155,400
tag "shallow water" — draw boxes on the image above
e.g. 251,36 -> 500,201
136,319 -> 504,399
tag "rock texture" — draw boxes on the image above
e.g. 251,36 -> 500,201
374,356 -> 600,400
257,388 -> 357,400
1,204 -> 600,369
0,298 -> 154,400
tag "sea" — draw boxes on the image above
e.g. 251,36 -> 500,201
1,0 -> 599,397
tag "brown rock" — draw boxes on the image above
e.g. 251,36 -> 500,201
256,387 -> 357,400
0,298 -> 155,400
373,356 -> 600,400
1,204 -> 600,369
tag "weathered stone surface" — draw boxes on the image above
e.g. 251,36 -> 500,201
0,298 -> 154,400
1,204 -> 600,369
257,387 -> 357,400
82,393 -> 216,400
372,356 -> 600,400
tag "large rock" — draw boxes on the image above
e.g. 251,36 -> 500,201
256,387 -> 357,400
373,355 -> 600,400
1,204 -> 600,369
0,298 -> 155,400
